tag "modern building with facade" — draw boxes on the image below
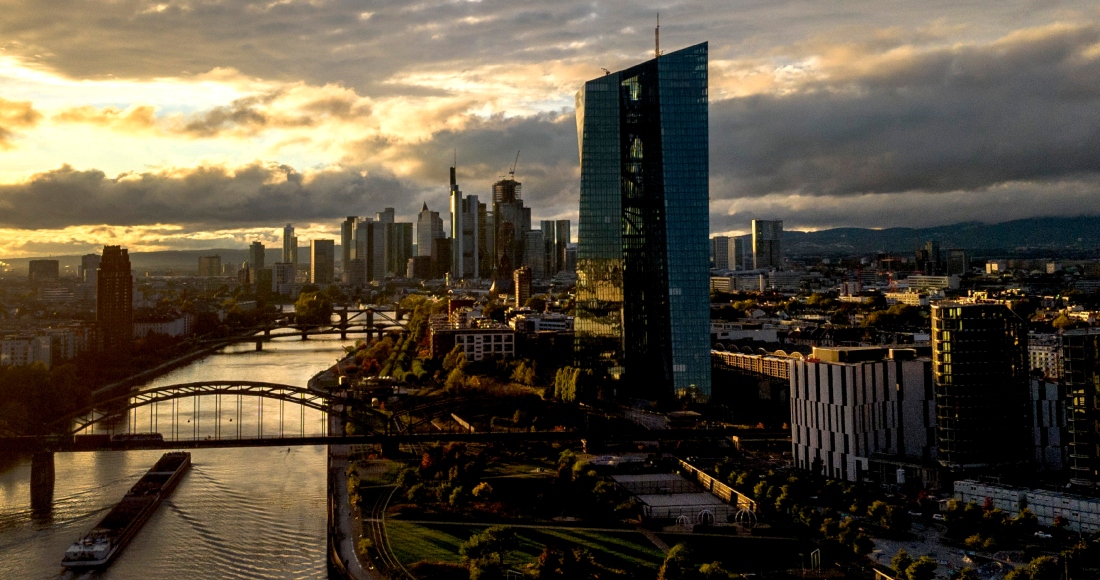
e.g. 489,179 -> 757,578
1064,328 -> 1100,486
450,165 -> 482,279
384,222 -> 413,278
541,219 -> 571,275
282,223 -> 298,272
248,241 -> 265,281
574,41 -> 712,398
198,255 -> 222,277
79,253 -> 101,286
931,303 -> 1030,471
417,203 -> 444,258
28,259 -> 59,285
492,177 -> 531,280
752,220 -> 783,270
514,266 -> 532,307
340,216 -> 357,280
309,239 -> 335,284
97,245 -> 133,354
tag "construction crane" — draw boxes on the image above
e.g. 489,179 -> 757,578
508,150 -> 521,179
601,67 -> 611,76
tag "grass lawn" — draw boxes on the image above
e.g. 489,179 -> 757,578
386,520 -> 665,571
353,458 -> 407,486
655,533 -> 810,573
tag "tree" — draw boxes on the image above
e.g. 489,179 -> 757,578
443,345 -> 467,373
525,296 -> 547,312
1026,556 -> 1061,580
891,549 -> 913,577
295,291 -> 333,325
658,544 -> 700,580
699,561 -> 741,579
905,557 -> 937,580
955,568 -> 980,580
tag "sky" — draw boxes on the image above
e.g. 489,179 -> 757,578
1,0 -> 1100,258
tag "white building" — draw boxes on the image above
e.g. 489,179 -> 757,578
906,275 -> 960,291
133,312 -> 195,338
955,480 -> 1100,534
885,291 -> 931,307
790,347 -> 935,482
511,313 -> 573,332
0,335 -> 53,368
1028,333 -> 1063,379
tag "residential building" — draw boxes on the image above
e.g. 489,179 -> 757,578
309,239 -> 335,284
198,255 -> 222,277
752,220 -> 783,270
416,203 -> 444,258
1029,332 -> 1063,380
932,303 -> 1030,471
28,259 -> 59,285
955,481 -> 1100,534
514,266 -> 532,307
133,311 -> 195,338
0,335 -> 53,368
790,347 -> 936,482
1064,328 -> 1100,486
97,245 -> 133,354
885,292 -> 931,307
574,41 -> 712,398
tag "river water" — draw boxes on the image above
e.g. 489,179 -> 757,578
0,334 -> 354,579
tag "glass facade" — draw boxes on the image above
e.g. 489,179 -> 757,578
575,42 -> 711,398
1063,329 -> 1100,486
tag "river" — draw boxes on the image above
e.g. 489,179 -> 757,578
0,333 -> 354,579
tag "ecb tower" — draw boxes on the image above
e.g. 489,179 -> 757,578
574,42 -> 711,399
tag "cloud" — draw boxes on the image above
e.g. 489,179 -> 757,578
710,23 -> 1100,202
0,97 -> 41,149
0,162 -> 421,230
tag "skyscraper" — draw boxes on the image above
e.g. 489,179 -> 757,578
384,222 -> 413,277
711,236 -> 735,270
523,230 -> 545,279
248,241 -> 265,279
97,245 -> 132,354
541,219 -> 571,275
354,218 -> 374,285
1063,329 -> 1100,486
198,255 -> 222,277
733,237 -> 750,270
752,220 -> 783,270
575,41 -> 711,398
310,239 -> 335,284
492,177 -> 531,279
282,223 -> 298,273
340,217 -> 357,280
416,203 -> 444,258
514,267 -> 532,307
450,166 -> 480,279
80,253 -> 101,286
932,303 -> 1030,471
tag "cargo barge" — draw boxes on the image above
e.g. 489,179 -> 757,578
61,451 -> 191,569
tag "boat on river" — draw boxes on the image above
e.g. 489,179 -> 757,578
61,452 -> 191,569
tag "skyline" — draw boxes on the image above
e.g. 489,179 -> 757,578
3,1 -> 1100,257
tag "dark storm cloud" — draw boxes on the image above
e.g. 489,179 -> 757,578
711,24 -> 1100,200
0,163 -> 418,229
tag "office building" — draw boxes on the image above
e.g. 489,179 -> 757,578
28,259 -> 59,285
340,217 -> 357,280
733,237 -> 749,270
417,203 -> 444,258
575,41 -> 712,398
450,166 -> 482,279
353,218 -> 377,284
523,230 -> 545,278
384,222 -> 413,277
310,239 -> 335,284
790,347 -> 936,482
514,266 -> 532,307
946,249 -> 970,276
282,223 -> 298,271
932,303 -> 1030,471
97,245 -> 133,354
430,238 -> 452,279
198,255 -> 222,277
540,219 -> 571,275
915,241 -> 942,275
711,236 -> 744,271
79,254 -> 101,286
752,220 -> 783,270
273,262 -> 297,295
1064,329 -> 1100,486
248,241 -> 265,280
492,177 -> 531,279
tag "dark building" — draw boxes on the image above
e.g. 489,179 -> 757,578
1064,329 -> 1100,486
431,238 -> 452,279
916,241 -> 942,275
407,256 -> 431,279
541,219 -> 571,275
946,249 -> 970,276
514,266 -> 532,307
574,42 -> 711,398
97,245 -> 133,354
248,241 -> 265,283
752,220 -> 783,270
198,255 -> 222,277
931,303 -> 1030,471
492,177 -> 531,280
28,259 -> 59,285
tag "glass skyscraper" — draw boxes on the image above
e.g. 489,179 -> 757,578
574,42 -> 711,399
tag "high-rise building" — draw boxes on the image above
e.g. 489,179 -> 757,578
340,217 -> 357,280
752,220 -> 783,270
916,241 -> 942,275
273,262 -> 296,294
248,241 -> 265,280
734,237 -> 750,270
310,239 -> 335,284
417,203 -> 444,258
946,249 -> 970,276
492,177 -> 531,280
523,230 -> 545,279
384,223 -> 413,277
97,245 -> 132,354
28,259 -> 59,285
932,303 -> 1030,471
352,218 -> 375,284
712,236 -> 743,270
282,223 -> 298,272
431,238 -> 452,279
514,267 -> 532,307
541,219 -> 571,275
575,41 -> 711,398
1063,329 -> 1100,486
198,255 -> 222,277
450,166 -> 481,279
80,254 -> 101,287
376,207 -> 395,225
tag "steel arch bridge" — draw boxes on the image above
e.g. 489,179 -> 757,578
54,381 -> 349,438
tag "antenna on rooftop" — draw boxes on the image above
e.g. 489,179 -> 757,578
509,150 -> 521,179
655,13 -> 660,58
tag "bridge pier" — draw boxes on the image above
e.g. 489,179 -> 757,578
255,340 -> 263,351
31,451 -> 54,514
380,440 -> 400,458
264,327 -> 271,337
301,332 -> 309,340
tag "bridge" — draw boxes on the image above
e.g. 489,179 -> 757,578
200,306 -> 409,349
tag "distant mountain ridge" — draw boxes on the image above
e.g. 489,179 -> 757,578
784,216 -> 1100,255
